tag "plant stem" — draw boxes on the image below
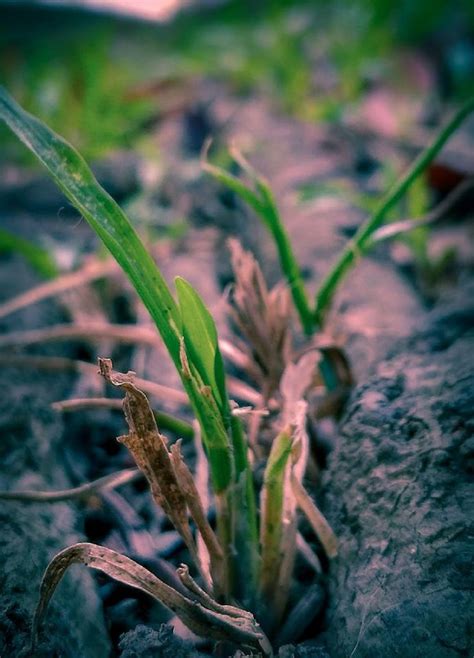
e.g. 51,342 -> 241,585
313,97 -> 474,327
229,416 -> 259,606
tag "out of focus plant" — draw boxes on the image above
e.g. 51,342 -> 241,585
0,25 -> 152,164
204,98 -> 474,331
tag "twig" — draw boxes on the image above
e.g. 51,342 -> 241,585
0,322 -> 159,349
0,468 -> 141,502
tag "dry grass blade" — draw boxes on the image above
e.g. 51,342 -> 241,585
0,322 -> 159,349
291,473 -> 338,559
0,256 -> 117,320
271,402 -> 309,624
0,354 -> 188,406
178,564 -> 256,622
0,468 -> 140,503
98,358 -> 205,577
280,351 -> 321,423
170,440 -> 224,588
52,397 -> 194,440
228,239 -> 292,401
369,177 -> 474,244
31,543 -> 269,653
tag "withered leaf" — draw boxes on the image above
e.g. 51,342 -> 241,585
98,358 -> 200,575
31,543 -> 270,654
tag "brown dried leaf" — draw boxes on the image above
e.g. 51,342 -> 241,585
280,351 -> 321,417
98,358 -> 200,574
31,543 -> 269,654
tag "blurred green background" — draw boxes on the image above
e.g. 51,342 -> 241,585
1,0 -> 473,164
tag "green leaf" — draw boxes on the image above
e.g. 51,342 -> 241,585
0,85 -> 181,365
0,86 -> 235,495
313,96 -> 474,327
175,276 -> 227,412
0,227 -> 58,279
179,338 -> 233,493
204,149 -> 314,335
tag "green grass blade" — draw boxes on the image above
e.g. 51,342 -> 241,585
254,179 -> 314,335
204,151 -> 314,335
179,339 -> 233,493
0,227 -> 58,279
0,85 -> 182,365
202,160 -> 265,216
313,97 -> 474,327
0,86 -> 236,495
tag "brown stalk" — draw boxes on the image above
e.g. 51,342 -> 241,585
0,322 -> 159,349
291,473 -> 338,559
0,256 -> 118,320
0,468 -> 141,503
0,354 -> 188,406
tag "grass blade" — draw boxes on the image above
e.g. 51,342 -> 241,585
313,97 -> 474,326
291,473 -> 338,559
0,85 -> 181,366
0,227 -> 58,279
259,427 -> 293,606
175,276 -> 228,413
203,148 -> 314,335
0,86 -> 235,495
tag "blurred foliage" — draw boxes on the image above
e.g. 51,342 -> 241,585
0,9 -> 153,163
0,0 -> 473,165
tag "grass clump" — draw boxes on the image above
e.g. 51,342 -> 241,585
0,86 -> 472,655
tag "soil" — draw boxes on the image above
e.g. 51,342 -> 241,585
0,263 -> 111,657
322,289 -> 474,658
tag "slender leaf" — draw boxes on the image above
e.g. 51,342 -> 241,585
314,97 -> 474,326
291,473 -> 338,559
259,427 -> 293,603
179,340 -> 233,493
0,86 -> 235,495
0,85 -> 181,366
203,149 -> 314,335
0,227 -> 58,278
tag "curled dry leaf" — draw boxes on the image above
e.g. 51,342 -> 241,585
31,543 -> 270,654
